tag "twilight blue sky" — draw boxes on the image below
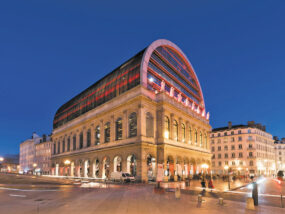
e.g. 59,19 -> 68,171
0,1 -> 285,155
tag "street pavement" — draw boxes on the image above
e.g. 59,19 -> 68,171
0,174 -> 284,214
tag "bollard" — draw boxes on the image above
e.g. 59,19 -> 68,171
175,187 -> 181,199
246,198 -> 255,210
198,194 -> 202,203
281,194 -> 284,208
219,198 -> 224,205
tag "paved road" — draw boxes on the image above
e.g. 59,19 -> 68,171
0,174 -> 284,213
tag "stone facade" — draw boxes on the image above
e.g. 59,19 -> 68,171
35,138 -> 52,175
211,121 -> 275,176
51,86 -> 211,181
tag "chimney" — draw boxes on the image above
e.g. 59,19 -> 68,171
228,121 -> 232,129
281,138 -> 285,143
43,134 -> 46,142
273,136 -> 279,141
247,121 -> 255,127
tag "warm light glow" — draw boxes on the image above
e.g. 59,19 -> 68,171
0,157 -> 4,162
224,165 -> 229,170
237,167 -> 241,171
33,163 -> 37,168
164,131 -> 169,139
201,163 -> 209,169
64,160 -> 71,165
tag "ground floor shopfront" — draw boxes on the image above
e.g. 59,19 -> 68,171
51,142 -> 211,182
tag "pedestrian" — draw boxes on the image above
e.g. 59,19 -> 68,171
201,179 -> 206,189
208,179 -> 214,192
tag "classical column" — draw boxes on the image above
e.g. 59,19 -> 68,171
156,109 -> 164,140
110,115 -> 115,142
186,121 -> 190,144
90,124 -> 95,146
82,127 -> 87,148
76,131 -> 80,150
100,120 -> 104,144
123,110 -> 128,139
170,113 -> 174,140
137,104 -> 144,137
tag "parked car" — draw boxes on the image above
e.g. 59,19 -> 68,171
110,172 -> 135,182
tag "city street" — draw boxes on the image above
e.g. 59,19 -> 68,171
0,174 -> 284,214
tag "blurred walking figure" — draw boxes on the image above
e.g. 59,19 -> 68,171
208,179 -> 214,192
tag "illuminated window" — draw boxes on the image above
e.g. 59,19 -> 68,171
129,112 -> 137,138
95,126 -> 100,145
105,122 -> 110,142
116,118 -> 123,140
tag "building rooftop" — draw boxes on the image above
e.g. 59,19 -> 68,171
212,121 -> 266,132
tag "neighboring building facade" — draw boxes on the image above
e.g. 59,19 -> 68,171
35,135 -> 52,175
274,137 -> 285,172
211,121 -> 275,176
51,39 -> 212,182
20,133 -> 51,174
0,154 -> 19,173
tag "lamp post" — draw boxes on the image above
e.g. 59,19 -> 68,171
224,165 -> 230,190
33,163 -> 37,175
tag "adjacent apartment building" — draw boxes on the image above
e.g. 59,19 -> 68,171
274,137 -> 285,172
35,134 -> 52,175
20,133 -> 52,174
51,39 -> 212,182
211,121 -> 275,176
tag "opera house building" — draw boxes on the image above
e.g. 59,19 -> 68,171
51,39 -> 212,182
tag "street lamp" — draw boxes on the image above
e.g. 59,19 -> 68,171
0,157 -> 4,162
224,165 -> 230,190
64,160 -> 71,177
64,160 -> 71,165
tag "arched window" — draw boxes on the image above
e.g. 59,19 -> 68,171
204,134 -> 207,148
73,135 -> 76,150
189,127 -> 192,144
67,137 -> 70,151
181,123 -> 185,142
95,126 -> 100,145
115,118 -> 123,140
129,112 -> 137,137
200,132 -> 203,147
164,116 -> 170,139
173,120 -> 178,141
194,129 -> 198,145
146,112 -> 154,137
62,140 -> 65,153
79,132 -> 83,149
87,129 -> 91,147
104,122 -> 110,142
